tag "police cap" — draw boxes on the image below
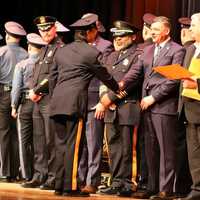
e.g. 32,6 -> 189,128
81,13 -> 105,32
143,13 -> 156,28
55,21 -> 70,32
110,20 -> 140,37
34,16 -> 57,31
5,21 -> 27,37
27,33 -> 47,47
70,14 -> 98,29
178,17 -> 191,28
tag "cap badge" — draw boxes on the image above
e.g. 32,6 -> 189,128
123,58 -> 129,66
40,16 -> 46,24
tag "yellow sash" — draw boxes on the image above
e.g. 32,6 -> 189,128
182,58 -> 200,100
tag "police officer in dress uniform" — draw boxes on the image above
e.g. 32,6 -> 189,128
97,20 -> 142,197
11,33 -> 47,182
0,21 -> 28,182
48,16 -> 119,197
77,13 -> 113,194
22,16 -> 63,189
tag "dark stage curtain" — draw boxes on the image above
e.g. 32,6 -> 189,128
0,0 -> 199,44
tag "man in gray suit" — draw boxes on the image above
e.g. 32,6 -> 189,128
179,13 -> 200,200
115,16 -> 185,199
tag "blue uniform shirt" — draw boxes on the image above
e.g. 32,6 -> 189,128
11,53 -> 39,108
0,42 -> 28,86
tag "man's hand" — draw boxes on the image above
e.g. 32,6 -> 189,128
94,102 -> 106,120
183,79 -> 197,89
29,89 -> 42,102
140,95 -> 155,110
100,93 -> 112,108
118,81 -> 125,90
11,108 -> 17,118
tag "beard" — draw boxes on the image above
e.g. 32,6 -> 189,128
114,39 -> 133,51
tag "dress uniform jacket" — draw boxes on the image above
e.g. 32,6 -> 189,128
103,44 -> 142,125
50,40 -> 119,118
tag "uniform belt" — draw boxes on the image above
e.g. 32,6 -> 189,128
0,84 -> 12,92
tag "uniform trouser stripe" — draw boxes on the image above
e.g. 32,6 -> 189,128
17,105 -> 26,178
104,124 -> 111,165
72,118 -> 83,190
132,126 -> 138,183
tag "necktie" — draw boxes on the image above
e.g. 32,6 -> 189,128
153,45 -> 161,65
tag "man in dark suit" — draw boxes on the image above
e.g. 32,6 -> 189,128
115,16 -> 185,199
78,13 -> 113,194
49,16 -> 119,197
179,13 -> 200,200
97,20 -> 142,197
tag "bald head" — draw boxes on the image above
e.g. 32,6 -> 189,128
190,13 -> 200,42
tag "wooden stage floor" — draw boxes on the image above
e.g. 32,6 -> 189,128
0,182 -> 149,200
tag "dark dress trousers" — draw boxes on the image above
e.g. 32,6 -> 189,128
102,44 -> 142,190
122,40 -> 185,194
78,36 -> 113,187
49,40 -> 119,192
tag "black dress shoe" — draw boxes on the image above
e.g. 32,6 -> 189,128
21,179 -> 42,188
181,190 -> 200,200
0,176 -> 12,183
132,190 -> 157,199
40,181 -> 55,190
117,188 -> 133,197
54,189 -> 63,196
150,191 -> 174,199
98,186 -> 121,195
62,190 -> 90,197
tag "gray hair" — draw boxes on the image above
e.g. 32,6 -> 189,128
152,16 -> 171,30
191,13 -> 200,23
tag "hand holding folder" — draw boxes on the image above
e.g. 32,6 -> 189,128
153,64 -> 194,80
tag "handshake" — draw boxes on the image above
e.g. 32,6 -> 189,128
100,80 -> 127,108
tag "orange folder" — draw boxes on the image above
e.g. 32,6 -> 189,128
153,64 -> 194,80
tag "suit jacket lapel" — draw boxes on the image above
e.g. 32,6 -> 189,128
153,41 -> 171,66
183,45 -> 196,69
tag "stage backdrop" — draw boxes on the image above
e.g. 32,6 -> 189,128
0,0 -> 200,44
